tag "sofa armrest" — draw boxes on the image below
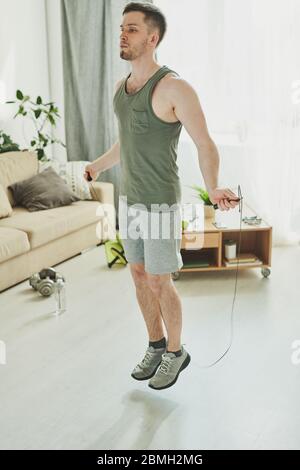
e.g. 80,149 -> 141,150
90,181 -> 116,241
90,181 -> 114,205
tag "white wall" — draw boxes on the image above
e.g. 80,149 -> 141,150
0,0 -> 65,162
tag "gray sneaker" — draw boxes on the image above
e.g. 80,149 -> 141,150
148,346 -> 191,390
131,346 -> 166,381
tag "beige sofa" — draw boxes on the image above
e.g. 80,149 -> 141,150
0,151 -> 116,292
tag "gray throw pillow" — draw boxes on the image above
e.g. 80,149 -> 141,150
8,167 -> 80,211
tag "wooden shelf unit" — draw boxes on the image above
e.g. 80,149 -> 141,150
174,203 -> 272,278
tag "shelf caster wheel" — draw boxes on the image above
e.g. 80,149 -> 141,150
171,271 -> 180,281
261,268 -> 271,278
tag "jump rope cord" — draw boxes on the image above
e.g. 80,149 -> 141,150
192,184 -> 243,369
88,179 -> 243,368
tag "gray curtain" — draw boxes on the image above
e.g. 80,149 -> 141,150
60,0 -> 129,222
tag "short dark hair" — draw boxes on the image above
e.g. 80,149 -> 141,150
122,2 -> 167,48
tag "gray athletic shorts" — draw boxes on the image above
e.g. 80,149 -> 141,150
118,196 -> 183,275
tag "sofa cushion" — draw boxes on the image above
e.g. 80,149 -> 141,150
0,201 -> 104,249
0,184 -> 13,218
8,167 -> 80,211
0,227 -> 30,262
0,151 -> 38,206
38,160 -> 93,200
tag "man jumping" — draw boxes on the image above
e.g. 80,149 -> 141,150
84,2 -> 239,390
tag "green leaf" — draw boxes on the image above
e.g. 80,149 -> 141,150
38,132 -> 47,143
36,96 -> 42,105
48,115 -> 55,126
0,144 -> 20,153
3,134 -> 13,144
34,109 -> 42,119
37,149 -> 44,160
188,184 -> 212,205
16,90 -> 23,100
5,101 -> 15,104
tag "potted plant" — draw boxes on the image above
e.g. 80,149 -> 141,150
189,184 -> 215,220
5,89 -> 66,161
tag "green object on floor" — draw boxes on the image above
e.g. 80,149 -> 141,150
104,232 -> 128,268
182,220 -> 189,231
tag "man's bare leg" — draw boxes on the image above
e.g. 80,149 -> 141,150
129,263 -> 166,342
146,273 -> 182,352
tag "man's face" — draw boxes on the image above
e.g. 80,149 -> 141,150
119,12 -> 157,61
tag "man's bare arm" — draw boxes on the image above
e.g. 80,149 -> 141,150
169,78 -> 219,193
92,140 -> 120,173
169,78 -> 239,210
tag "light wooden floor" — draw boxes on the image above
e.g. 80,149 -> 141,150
0,244 -> 299,450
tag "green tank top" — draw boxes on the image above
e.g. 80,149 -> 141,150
113,65 -> 183,211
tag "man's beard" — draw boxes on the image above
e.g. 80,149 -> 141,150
120,49 -> 134,61
120,47 -> 138,61
120,41 -> 147,61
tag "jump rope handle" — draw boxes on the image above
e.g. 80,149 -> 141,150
213,197 -> 241,210
85,171 -> 93,182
